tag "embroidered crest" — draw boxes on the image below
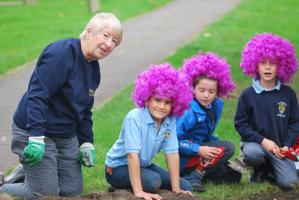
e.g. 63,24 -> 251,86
164,130 -> 171,138
277,101 -> 286,117
88,89 -> 95,96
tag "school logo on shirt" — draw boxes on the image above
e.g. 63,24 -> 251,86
277,101 -> 286,118
88,89 -> 95,96
164,130 -> 171,139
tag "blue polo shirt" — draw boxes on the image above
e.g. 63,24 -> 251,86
105,107 -> 178,168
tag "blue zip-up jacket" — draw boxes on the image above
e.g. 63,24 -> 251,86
176,98 -> 223,169
13,38 -> 100,144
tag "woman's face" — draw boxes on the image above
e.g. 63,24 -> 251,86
84,27 -> 121,62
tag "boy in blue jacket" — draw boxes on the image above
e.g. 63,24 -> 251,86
235,33 -> 299,190
177,52 -> 240,192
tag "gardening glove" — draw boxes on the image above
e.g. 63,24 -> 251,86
79,142 -> 95,167
23,136 -> 45,166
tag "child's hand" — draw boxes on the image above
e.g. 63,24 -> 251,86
274,146 -> 288,159
172,188 -> 193,196
135,191 -> 162,200
198,146 -> 221,160
261,138 -> 280,154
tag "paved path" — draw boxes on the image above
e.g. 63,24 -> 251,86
0,0 -> 240,171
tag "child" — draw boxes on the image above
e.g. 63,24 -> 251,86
177,52 -> 240,192
234,33 -> 299,189
105,64 -> 193,200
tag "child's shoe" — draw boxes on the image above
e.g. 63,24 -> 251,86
183,169 -> 205,192
249,166 -> 274,183
107,184 -> 116,192
3,164 -> 25,184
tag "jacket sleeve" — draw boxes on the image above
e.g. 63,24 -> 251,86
77,99 -> 94,145
283,89 -> 299,147
176,111 -> 200,156
234,91 -> 264,144
210,135 -> 219,142
27,45 -> 71,136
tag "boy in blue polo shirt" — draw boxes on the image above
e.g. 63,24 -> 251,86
235,33 -> 299,189
105,64 -> 193,200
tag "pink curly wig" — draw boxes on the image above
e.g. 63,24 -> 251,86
180,52 -> 236,97
241,33 -> 298,83
132,63 -> 192,116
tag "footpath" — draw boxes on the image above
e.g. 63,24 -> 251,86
0,0 -> 240,170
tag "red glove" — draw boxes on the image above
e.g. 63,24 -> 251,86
291,136 -> 299,155
280,149 -> 298,161
185,147 -> 225,171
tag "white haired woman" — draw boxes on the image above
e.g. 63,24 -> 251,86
0,12 -> 122,199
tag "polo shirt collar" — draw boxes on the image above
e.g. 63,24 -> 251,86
143,107 -> 171,127
252,78 -> 281,94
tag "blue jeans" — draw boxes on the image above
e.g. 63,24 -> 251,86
105,163 -> 192,193
0,123 -> 82,199
242,142 -> 298,189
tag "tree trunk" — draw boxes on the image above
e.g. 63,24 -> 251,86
23,0 -> 37,5
87,0 -> 100,14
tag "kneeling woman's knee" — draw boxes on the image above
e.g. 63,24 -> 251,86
59,183 -> 82,197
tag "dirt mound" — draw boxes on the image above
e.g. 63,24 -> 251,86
249,186 -> 299,200
42,190 -> 199,200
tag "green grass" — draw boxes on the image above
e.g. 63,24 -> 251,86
85,0 -> 299,199
0,0 -> 170,75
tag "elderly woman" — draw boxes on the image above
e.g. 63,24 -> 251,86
0,12 -> 123,199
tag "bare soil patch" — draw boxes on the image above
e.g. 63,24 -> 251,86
249,186 -> 299,200
42,190 -> 199,200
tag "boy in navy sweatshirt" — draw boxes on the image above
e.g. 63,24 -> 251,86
234,33 -> 299,190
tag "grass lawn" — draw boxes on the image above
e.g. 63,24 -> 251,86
88,0 -> 299,199
0,0 -> 170,75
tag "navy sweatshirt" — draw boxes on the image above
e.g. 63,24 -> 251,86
13,38 -> 100,144
234,85 -> 299,147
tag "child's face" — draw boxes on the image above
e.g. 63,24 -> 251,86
258,58 -> 277,84
193,78 -> 217,107
145,96 -> 172,124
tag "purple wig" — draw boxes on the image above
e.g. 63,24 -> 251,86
132,63 -> 192,117
180,52 -> 236,97
241,33 -> 298,83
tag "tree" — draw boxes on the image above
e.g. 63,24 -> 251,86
87,0 -> 100,14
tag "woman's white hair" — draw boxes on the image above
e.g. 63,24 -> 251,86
80,12 -> 123,44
